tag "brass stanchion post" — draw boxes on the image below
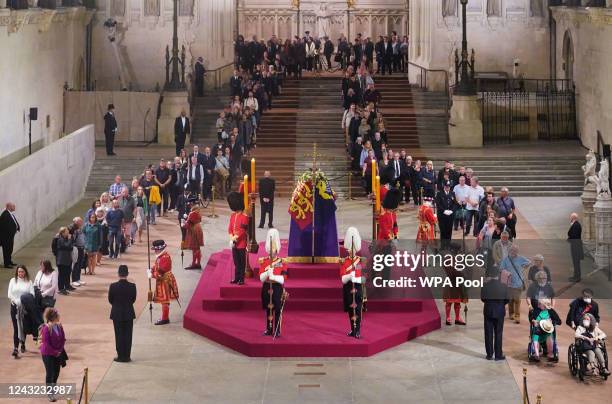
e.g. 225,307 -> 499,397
208,186 -> 219,218
522,368 -> 527,404
84,367 -> 89,404
536,395 -> 542,404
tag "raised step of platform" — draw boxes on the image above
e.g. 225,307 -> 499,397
183,241 -> 441,357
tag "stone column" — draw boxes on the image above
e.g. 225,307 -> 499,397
368,15 -> 373,39
274,13 -> 279,36
594,195 -> 612,272
448,95 -> 483,147
581,184 -> 597,241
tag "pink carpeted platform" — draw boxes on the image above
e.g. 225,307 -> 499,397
183,240 -> 441,357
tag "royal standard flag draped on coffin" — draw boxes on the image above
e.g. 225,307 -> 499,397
287,170 -> 339,262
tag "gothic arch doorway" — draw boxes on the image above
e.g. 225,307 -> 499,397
562,30 -> 574,81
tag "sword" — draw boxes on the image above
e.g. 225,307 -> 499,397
273,289 -> 289,340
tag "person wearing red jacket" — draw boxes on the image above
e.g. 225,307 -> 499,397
148,240 -> 179,325
416,197 -> 437,243
258,228 -> 287,337
340,227 -> 365,339
377,188 -> 401,241
227,192 -> 249,285
183,205 -> 204,269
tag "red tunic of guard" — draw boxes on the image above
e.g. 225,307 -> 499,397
377,209 -> 398,240
416,204 -> 437,242
152,250 -> 179,304
228,212 -> 249,249
339,256 -> 363,279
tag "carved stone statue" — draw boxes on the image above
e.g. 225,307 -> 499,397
583,150 -> 599,187
443,0 -> 458,17
487,0 -> 501,17
144,0 -> 160,17
530,0 -> 545,17
316,3 -> 332,38
596,159 -> 611,199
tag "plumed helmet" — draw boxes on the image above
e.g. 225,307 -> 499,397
265,228 -> 281,255
344,227 -> 361,255
227,192 -> 244,212
382,188 -> 401,210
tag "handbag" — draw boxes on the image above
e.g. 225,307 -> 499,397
59,349 -> 69,368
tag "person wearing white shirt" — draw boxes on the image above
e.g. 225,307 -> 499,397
35,260 -> 59,300
465,176 -> 485,236
452,176 -> 470,232
8,265 -> 35,358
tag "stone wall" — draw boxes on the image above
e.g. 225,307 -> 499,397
238,0 -> 408,41
91,0 -> 236,91
0,7 -> 91,169
410,0 -> 551,90
0,125 -> 95,254
551,6 -> 612,150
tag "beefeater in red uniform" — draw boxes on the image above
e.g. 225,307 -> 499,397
148,240 -> 179,325
227,192 -> 249,285
183,205 -> 204,269
416,197 -> 437,243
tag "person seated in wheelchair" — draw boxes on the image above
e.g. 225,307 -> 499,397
566,288 -> 600,330
529,298 -> 561,363
575,313 -> 610,376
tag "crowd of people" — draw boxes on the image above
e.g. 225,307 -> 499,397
234,32 -> 409,76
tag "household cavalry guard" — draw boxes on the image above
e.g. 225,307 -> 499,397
148,240 -> 179,325
258,228 -> 288,337
227,192 -> 250,285
340,227 -> 366,339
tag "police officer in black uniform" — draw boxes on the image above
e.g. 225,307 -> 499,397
436,181 -> 456,249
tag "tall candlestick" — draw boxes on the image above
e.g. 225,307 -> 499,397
243,175 -> 249,209
371,159 -> 377,194
375,175 -> 381,213
250,158 -> 256,192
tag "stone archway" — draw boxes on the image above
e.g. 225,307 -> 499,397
562,30 -> 574,81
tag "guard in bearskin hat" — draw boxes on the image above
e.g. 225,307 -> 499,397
377,188 -> 401,241
227,192 -> 249,285
258,228 -> 288,337
147,240 -> 179,325
340,227 -> 365,339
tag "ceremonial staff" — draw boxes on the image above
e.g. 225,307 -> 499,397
349,236 -> 357,332
146,216 -> 153,324
432,184 -> 438,239
267,234 -> 275,335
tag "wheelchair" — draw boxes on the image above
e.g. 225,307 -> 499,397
527,325 -> 559,362
568,339 -> 609,381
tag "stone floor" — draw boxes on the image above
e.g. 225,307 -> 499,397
2,192 -> 611,403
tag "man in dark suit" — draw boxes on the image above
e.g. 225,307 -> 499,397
568,212 -> 584,282
108,265 -> 136,363
258,171 -> 276,229
104,104 -> 118,156
174,109 -> 190,157
201,147 -> 216,201
383,37 -> 394,75
194,57 -> 206,97
0,202 -> 19,268
436,182 -> 456,249
229,70 -> 243,97
481,267 -> 509,361
323,37 -> 334,69
364,37 -> 374,69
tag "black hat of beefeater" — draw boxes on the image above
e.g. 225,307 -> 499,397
382,188 -> 402,210
118,265 -> 129,277
227,192 -> 245,212
108,103 -> 115,110
151,240 -> 167,251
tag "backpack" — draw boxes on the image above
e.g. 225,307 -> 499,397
51,236 -> 59,256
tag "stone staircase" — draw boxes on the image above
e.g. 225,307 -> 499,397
252,77 -> 351,197
85,146 -> 177,199
190,85 -> 231,147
